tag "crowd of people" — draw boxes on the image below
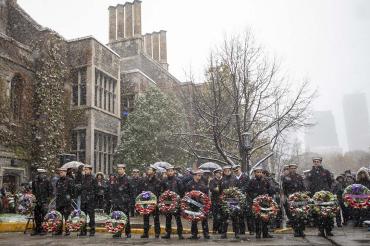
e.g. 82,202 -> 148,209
4,156 -> 370,240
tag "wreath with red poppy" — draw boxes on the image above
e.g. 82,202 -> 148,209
180,190 -> 211,222
158,190 -> 180,214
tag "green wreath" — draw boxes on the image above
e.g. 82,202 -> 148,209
220,187 -> 246,215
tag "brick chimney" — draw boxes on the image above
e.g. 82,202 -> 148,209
143,30 -> 168,70
108,0 -> 142,42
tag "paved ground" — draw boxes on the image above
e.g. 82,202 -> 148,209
0,226 -> 369,246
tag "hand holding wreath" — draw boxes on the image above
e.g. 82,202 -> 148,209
252,195 -> 279,222
343,184 -> 370,209
180,190 -> 211,222
158,190 -> 180,214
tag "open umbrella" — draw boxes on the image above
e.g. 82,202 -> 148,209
61,161 -> 84,169
199,162 -> 221,171
152,161 -> 172,169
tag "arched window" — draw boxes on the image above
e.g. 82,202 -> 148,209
10,74 -> 24,121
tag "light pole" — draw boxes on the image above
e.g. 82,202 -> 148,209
241,132 -> 252,175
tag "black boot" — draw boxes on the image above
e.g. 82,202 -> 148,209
325,228 -> 333,237
294,229 -> 300,237
178,233 -> 184,240
89,229 -> 95,237
162,232 -> 171,239
141,233 -> 149,238
318,228 -> 325,237
189,234 -> 200,240
30,231 -> 40,236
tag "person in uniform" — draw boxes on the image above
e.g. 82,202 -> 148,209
95,172 -> 107,211
220,165 -> 240,239
31,168 -> 53,236
233,164 -> 249,235
54,167 -> 75,236
109,164 -> 132,238
246,167 -> 274,239
161,164 -> 184,239
306,157 -> 333,194
332,174 -> 346,227
282,164 -> 306,237
140,165 -> 161,238
185,169 -> 210,240
130,169 -> 142,217
306,157 -> 334,237
79,164 -> 98,237
209,168 -> 223,234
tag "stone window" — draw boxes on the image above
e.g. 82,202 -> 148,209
72,129 -> 86,163
94,130 -> 117,174
94,68 -> 117,113
72,68 -> 87,106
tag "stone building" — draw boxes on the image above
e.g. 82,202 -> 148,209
0,0 -> 186,189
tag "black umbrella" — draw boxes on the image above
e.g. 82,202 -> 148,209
199,162 -> 221,171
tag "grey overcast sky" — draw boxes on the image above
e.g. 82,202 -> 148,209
18,0 -> 370,151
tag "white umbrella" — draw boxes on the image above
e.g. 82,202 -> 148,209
61,161 -> 84,169
153,161 -> 172,169
199,162 -> 221,171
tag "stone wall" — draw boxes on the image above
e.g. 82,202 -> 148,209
93,39 -> 120,77
93,110 -> 120,135
120,53 -> 180,92
68,39 -> 93,68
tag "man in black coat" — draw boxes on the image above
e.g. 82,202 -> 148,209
246,167 -> 274,239
161,165 -> 184,239
306,157 -> 334,237
108,164 -> 132,238
233,164 -> 249,235
220,165 -> 240,239
185,169 -> 210,240
140,165 -> 161,238
306,157 -> 333,194
209,168 -> 223,234
54,167 -> 75,236
282,164 -> 306,237
79,164 -> 98,236
129,169 -> 142,217
31,168 -> 52,236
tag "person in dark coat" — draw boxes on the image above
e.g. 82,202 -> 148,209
233,164 -> 250,235
353,167 -> 370,227
79,164 -> 98,236
54,167 -> 75,236
161,165 -> 184,239
332,174 -> 346,227
306,157 -> 333,194
108,164 -> 132,238
140,165 -> 161,238
246,167 -> 274,239
185,169 -> 210,240
129,169 -> 142,217
95,172 -> 107,210
282,164 -> 306,237
74,165 -> 84,208
31,168 -> 52,236
220,165 -> 241,239
209,168 -> 223,234
307,157 -> 334,237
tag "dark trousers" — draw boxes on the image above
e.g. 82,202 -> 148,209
212,203 -> 222,233
56,204 -> 71,233
316,216 -> 333,233
191,218 -> 209,237
165,211 -> 183,235
222,213 -> 240,235
34,203 -> 48,232
143,208 -> 160,235
291,218 -> 305,233
81,202 -> 95,232
239,212 -> 246,234
95,196 -> 105,210
112,204 -> 131,236
255,219 -> 269,237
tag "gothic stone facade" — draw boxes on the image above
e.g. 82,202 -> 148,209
0,0 -> 185,189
